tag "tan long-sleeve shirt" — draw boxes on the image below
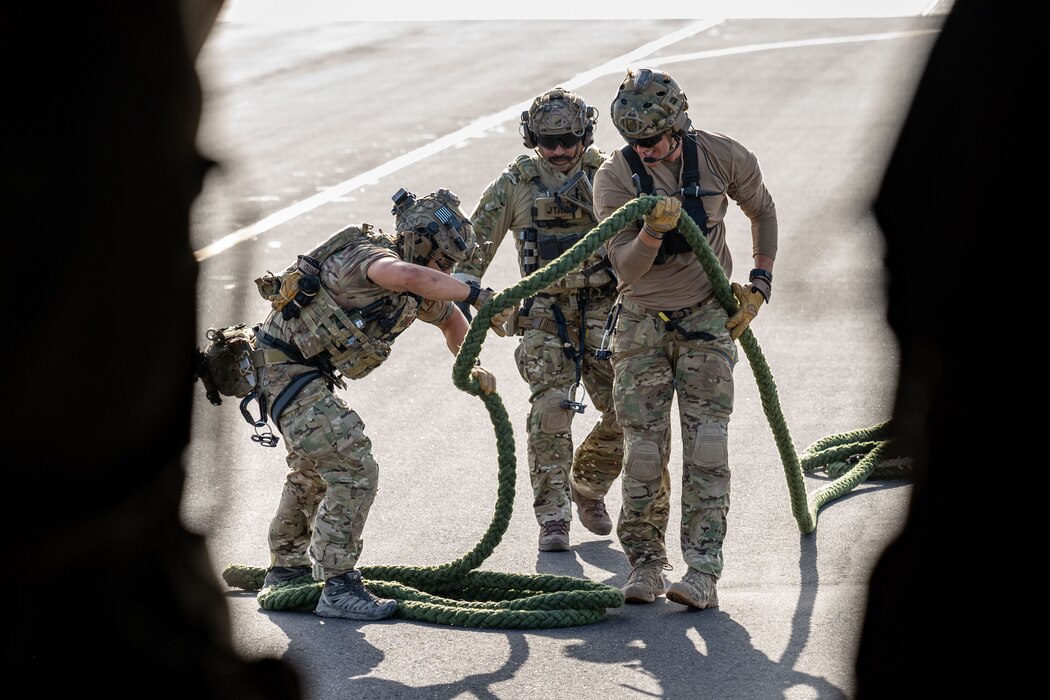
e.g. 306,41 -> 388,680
593,129 -> 778,309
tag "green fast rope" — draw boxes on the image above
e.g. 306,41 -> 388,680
222,195 -> 908,622
458,195 -> 910,534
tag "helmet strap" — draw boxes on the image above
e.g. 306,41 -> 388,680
665,132 -> 683,161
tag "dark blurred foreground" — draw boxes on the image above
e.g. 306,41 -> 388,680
858,0 -> 1015,695
5,2 -> 299,696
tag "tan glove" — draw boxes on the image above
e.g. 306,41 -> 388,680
471,365 -> 497,394
489,307 -> 515,337
725,282 -> 765,340
643,196 -> 682,233
474,287 -> 511,337
272,270 -> 302,311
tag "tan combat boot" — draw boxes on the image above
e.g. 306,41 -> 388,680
622,559 -> 669,603
666,567 -> 719,609
538,520 -> 570,552
570,482 -> 613,536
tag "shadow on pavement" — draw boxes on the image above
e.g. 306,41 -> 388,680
533,537 -> 626,579
561,604 -> 843,699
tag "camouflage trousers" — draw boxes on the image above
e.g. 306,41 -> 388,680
610,296 -> 737,578
514,292 -> 623,525
259,364 -> 379,581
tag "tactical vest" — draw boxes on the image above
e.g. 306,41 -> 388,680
621,134 -> 711,265
254,224 -> 419,381
513,150 -> 615,292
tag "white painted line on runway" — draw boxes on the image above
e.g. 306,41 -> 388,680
194,21 -> 937,261
557,19 -> 724,92
194,20 -> 722,261
648,29 -> 939,68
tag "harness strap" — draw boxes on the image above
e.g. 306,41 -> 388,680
657,312 -> 716,342
516,314 -> 579,346
620,140 -> 710,263
621,145 -> 654,195
254,326 -> 342,388
249,346 -> 293,368
254,327 -> 308,364
269,370 -> 325,426
619,297 -> 717,341
549,304 -> 579,363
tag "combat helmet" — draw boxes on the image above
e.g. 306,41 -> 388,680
520,87 -> 597,149
610,68 -> 690,140
391,188 -> 476,268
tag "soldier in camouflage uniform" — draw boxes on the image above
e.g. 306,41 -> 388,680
452,88 -> 623,552
593,69 -> 778,608
251,189 -> 504,620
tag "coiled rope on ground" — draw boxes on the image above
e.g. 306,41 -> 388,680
222,194 -> 909,624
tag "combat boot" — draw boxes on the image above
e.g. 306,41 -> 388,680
314,570 -> 398,620
538,520 -> 570,552
622,559 -> 669,603
666,567 -> 719,609
262,565 -> 313,588
570,482 -> 612,536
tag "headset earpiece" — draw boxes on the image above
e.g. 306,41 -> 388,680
520,110 -> 537,148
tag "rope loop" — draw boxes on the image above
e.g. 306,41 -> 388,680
223,195 -> 909,622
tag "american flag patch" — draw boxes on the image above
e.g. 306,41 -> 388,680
435,205 -> 461,229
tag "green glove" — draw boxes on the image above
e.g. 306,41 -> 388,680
725,282 -> 765,340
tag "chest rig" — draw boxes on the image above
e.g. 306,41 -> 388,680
621,134 -> 712,264
513,152 -> 614,291
254,224 -> 420,383
511,152 -> 617,416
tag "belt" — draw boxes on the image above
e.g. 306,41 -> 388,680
515,314 -> 580,346
620,295 -> 716,319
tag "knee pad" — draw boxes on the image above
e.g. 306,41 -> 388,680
692,420 -> 728,470
625,439 -> 662,482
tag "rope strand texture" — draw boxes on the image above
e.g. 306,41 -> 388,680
223,195 -> 908,623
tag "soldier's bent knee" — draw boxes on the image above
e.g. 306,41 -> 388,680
625,440 -> 662,482
692,421 -> 728,470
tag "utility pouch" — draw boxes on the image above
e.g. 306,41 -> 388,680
519,227 -> 539,274
533,196 -> 582,225
505,304 -> 523,336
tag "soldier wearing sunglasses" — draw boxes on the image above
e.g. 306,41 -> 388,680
452,88 -> 624,552
592,68 -> 778,610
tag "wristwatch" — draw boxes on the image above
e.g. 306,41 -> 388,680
749,268 -> 773,284
749,268 -> 772,303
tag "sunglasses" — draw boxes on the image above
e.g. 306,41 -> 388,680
537,133 -> 583,150
626,133 -> 666,148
